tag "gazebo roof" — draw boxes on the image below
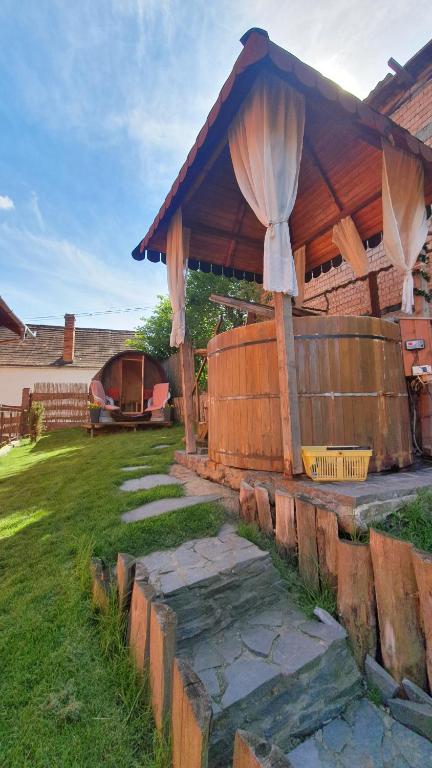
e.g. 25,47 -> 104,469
132,28 -> 432,282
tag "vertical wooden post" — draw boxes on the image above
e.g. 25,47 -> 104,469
179,338 -> 196,454
273,292 -> 302,476
368,272 -> 381,317
20,387 -> 31,436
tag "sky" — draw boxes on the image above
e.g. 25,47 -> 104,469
0,0 -> 429,330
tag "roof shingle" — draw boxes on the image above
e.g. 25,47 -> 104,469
0,324 -> 132,368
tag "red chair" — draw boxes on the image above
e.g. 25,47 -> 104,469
90,380 -> 120,412
144,383 -> 170,421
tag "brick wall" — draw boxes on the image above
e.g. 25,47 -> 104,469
307,67 -> 431,316
304,242 -> 405,315
390,78 -> 432,146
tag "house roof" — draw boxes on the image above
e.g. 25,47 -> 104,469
0,324 -> 132,368
366,38 -> 432,114
132,28 -> 432,282
0,297 -> 26,338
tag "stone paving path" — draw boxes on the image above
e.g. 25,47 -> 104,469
169,463 -> 239,515
120,474 -> 184,492
121,493 -> 222,522
287,697 -> 432,767
121,465 -> 151,472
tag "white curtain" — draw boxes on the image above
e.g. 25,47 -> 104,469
382,143 -> 428,314
166,208 -> 191,347
294,246 -> 306,307
228,73 -> 305,294
332,216 -> 369,278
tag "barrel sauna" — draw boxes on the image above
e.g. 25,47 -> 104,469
207,316 -> 413,473
94,350 -> 166,415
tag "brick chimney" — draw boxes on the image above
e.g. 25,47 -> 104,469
63,314 -> 75,363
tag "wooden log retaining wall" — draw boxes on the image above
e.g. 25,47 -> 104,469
240,484 -> 432,692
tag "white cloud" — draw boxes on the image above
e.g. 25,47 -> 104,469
0,195 -> 14,211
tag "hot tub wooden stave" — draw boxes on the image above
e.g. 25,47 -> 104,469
207,316 -> 412,473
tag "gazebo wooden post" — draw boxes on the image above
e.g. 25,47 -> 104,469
368,272 -> 381,317
274,292 -> 302,477
179,336 -> 197,454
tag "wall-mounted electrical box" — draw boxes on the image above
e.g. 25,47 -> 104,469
399,318 -> 432,377
412,364 -> 432,375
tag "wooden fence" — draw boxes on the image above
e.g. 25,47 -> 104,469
173,393 -> 208,424
245,488 -> 432,691
163,351 -> 183,397
0,405 -> 23,446
31,382 -> 89,430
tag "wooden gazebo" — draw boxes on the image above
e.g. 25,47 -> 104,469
132,28 -> 432,477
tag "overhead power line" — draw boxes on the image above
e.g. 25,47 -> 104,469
26,306 -> 156,321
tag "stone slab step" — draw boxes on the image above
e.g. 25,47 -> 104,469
183,602 -> 361,764
287,698 -> 432,767
121,465 -> 151,472
134,529 -> 282,641
121,493 -> 222,523
120,474 -> 184,492
133,530 -> 362,766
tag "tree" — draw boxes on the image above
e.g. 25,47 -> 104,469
128,271 -> 263,359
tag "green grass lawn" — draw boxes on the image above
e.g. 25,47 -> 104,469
0,427 -> 224,768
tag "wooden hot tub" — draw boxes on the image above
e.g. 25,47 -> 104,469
207,316 -> 413,473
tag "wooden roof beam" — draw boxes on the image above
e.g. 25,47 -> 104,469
304,137 -> 344,213
388,57 -> 415,86
182,137 -> 229,210
292,190 -> 381,251
225,198 -> 249,266
209,293 -> 274,316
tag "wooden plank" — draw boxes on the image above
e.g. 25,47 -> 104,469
337,539 -> 377,667
179,339 -> 197,454
316,508 -> 338,591
128,580 -> 155,673
296,499 -> 319,590
368,271 -> 381,317
239,481 -> 257,524
171,658 -> 212,768
370,529 -> 426,685
273,293 -> 302,477
150,602 -> 177,733
275,490 -> 297,556
412,548 -> 432,690
209,293 -> 274,317
254,485 -> 273,535
116,553 -> 135,613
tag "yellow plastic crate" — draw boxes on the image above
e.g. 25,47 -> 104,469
301,446 -> 372,482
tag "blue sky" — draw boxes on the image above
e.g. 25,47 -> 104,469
0,0 -> 429,330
